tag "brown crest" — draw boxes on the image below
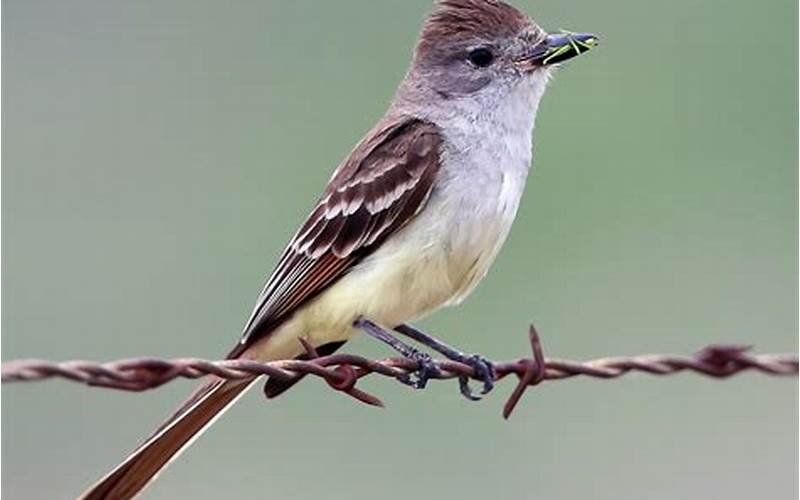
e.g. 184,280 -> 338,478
418,0 -> 531,51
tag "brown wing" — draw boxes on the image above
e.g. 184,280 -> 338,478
234,116 -> 442,352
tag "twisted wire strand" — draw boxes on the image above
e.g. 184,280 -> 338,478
2,326 -> 797,418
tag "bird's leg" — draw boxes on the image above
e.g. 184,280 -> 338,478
353,317 -> 441,389
394,323 -> 495,401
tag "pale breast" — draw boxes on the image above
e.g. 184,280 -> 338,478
436,159 -> 528,305
299,80 -> 539,337
303,145 -> 528,331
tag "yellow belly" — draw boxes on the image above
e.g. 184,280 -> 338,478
242,191 -> 518,362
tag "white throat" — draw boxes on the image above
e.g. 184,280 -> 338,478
411,69 -> 551,176
402,71 -> 552,306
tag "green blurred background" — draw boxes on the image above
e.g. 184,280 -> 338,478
3,0 -> 797,498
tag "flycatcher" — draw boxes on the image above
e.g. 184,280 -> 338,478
81,1 -> 597,498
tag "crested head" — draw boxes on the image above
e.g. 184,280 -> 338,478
394,0 -> 597,119
417,0 -> 534,54
397,0 -> 548,111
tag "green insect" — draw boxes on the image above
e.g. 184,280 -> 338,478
542,30 -> 599,65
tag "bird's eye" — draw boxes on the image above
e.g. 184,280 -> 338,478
467,48 -> 494,68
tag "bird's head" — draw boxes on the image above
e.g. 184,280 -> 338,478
401,0 -> 597,114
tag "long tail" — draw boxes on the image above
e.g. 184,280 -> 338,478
79,376 -> 256,500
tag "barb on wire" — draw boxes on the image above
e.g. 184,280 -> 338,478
2,325 -> 797,418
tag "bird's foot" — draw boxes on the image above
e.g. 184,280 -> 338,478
456,354 -> 495,401
393,323 -> 496,401
398,350 -> 442,390
354,317 -> 440,389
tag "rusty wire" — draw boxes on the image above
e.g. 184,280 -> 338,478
2,326 -> 797,418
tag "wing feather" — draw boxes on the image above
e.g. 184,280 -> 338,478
236,116 -> 442,349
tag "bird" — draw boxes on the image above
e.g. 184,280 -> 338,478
80,1 -> 597,498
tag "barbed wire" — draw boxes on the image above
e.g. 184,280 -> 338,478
2,326 -> 797,418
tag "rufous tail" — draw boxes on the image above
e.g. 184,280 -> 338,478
78,376 -> 255,500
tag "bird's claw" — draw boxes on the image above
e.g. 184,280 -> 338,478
398,351 -> 441,389
458,354 -> 495,401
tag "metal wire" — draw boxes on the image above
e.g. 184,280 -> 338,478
2,326 -> 796,418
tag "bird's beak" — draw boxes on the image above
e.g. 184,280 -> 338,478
517,31 -> 599,70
